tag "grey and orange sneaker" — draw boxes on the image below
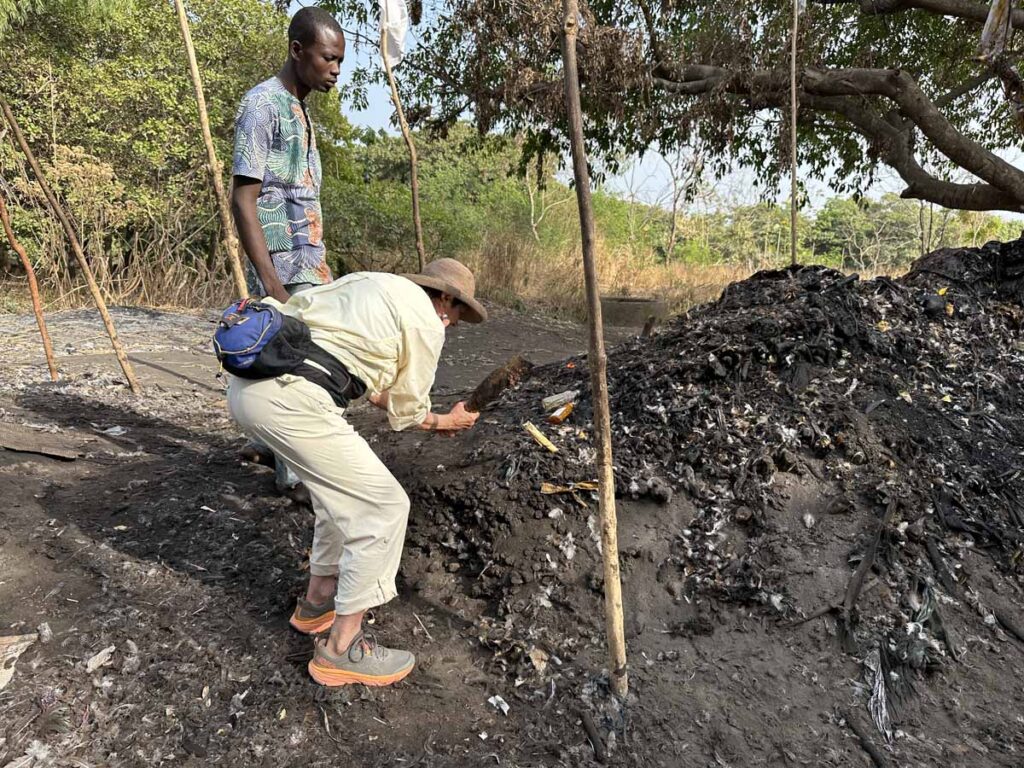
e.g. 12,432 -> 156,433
289,598 -> 335,635
308,632 -> 415,687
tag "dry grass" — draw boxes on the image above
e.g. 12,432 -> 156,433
463,232 -> 749,320
3,232 -> 749,321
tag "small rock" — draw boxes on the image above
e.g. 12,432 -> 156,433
37,623 -> 53,644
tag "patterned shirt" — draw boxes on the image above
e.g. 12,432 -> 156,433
232,77 -> 332,293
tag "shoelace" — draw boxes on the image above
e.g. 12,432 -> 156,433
347,632 -> 389,663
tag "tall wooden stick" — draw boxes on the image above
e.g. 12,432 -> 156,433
380,18 -> 427,272
173,0 -> 248,297
789,0 -> 799,266
560,0 -> 628,698
0,193 -> 58,381
0,96 -> 141,395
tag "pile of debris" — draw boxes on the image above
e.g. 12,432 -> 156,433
399,237 -> 1024,758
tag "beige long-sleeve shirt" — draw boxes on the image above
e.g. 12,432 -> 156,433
265,272 -> 444,431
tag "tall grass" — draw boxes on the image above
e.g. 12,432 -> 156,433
464,231 -> 748,320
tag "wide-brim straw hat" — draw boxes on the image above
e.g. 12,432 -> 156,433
402,258 -> 488,324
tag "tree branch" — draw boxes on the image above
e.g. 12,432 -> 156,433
649,64 -> 1024,210
811,0 -> 1024,29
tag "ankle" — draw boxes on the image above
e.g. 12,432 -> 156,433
305,576 -> 337,604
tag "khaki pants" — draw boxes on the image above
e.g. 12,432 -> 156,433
228,375 -> 410,615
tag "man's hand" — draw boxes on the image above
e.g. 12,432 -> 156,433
418,401 -> 479,433
446,401 -> 479,431
368,391 -> 390,411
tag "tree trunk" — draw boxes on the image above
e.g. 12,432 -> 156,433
0,193 -> 58,381
173,0 -> 248,298
380,24 -> 427,272
560,0 -> 629,699
0,96 -> 141,395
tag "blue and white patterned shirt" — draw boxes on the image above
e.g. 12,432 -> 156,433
232,77 -> 332,292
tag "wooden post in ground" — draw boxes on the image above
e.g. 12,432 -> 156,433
789,0 -> 799,266
173,0 -> 248,297
380,16 -> 427,272
0,96 -> 141,395
0,193 -> 58,381
560,0 -> 628,698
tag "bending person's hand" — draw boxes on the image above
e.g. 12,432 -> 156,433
445,401 -> 479,432
418,401 -> 479,433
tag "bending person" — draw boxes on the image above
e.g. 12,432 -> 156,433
227,259 -> 486,687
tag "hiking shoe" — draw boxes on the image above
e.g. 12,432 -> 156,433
289,598 -> 335,635
308,632 -> 415,687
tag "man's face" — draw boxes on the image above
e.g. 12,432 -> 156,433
291,28 -> 345,93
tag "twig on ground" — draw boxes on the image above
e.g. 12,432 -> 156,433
580,710 -> 608,764
840,708 -> 891,768
413,612 -> 434,642
319,705 -> 345,745
838,501 -> 897,653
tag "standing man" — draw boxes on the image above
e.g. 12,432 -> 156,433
231,6 -> 343,302
231,7 -> 345,493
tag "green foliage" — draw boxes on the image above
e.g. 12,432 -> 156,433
0,0 -> 354,302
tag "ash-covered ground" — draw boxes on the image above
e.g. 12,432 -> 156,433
3,242 -> 1024,767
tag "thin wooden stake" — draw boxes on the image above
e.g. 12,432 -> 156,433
0,96 -> 141,395
380,16 -> 427,272
0,192 -> 58,381
790,0 -> 799,266
173,0 -> 248,298
560,0 -> 628,698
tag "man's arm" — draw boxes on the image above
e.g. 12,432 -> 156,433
371,390 -> 476,433
231,178 -> 289,303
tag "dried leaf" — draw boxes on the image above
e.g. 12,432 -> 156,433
85,644 -> 116,674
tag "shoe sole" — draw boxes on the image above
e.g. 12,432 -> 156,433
289,611 -> 335,635
307,658 -> 415,687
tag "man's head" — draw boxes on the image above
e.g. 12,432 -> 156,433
288,7 -> 345,94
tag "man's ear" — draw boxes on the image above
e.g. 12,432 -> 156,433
288,39 -> 303,61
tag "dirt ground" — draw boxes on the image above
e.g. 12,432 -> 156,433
3,247 -> 1024,768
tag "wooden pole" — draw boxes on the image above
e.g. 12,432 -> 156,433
173,0 -> 249,297
0,193 -> 58,381
0,96 -> 142,395
789,0 -> 799,266
560,0 -> 628,698
380,18 -> 427,272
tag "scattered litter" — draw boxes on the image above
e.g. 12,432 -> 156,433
559,532 -> 577,561
541,481 -> 597,494
528,647 -> 549,673
98,425 -> 128,437
0,633 -> 38,690
85,644 -> 116,674
542,389 -> 578,411
547,402 -> 574,425
488,694 -> 510,716
36,623 -> 52,644
523,422 -> 558,453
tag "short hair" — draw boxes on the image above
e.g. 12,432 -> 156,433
288,7 -> 344,47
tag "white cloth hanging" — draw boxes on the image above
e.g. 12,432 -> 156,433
379,0 -> 410,69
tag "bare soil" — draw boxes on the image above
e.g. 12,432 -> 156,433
3,243 -> 1024,767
